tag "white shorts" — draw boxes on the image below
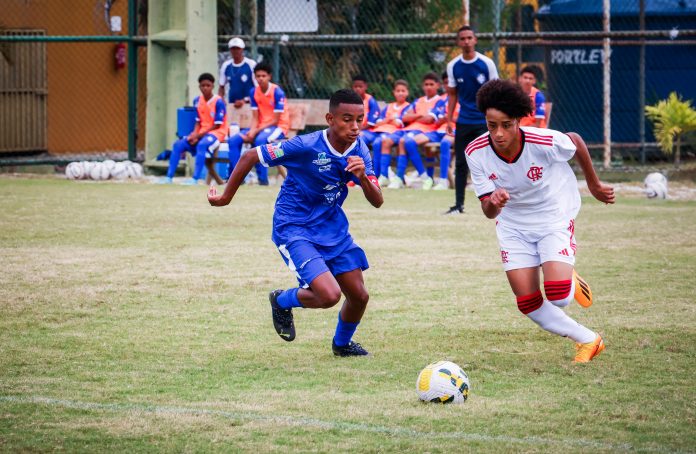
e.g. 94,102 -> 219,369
496,219 -> 577,271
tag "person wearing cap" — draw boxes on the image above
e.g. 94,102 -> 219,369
218,37 -> 257,109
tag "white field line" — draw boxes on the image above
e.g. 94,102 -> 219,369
0,395 -> 683,453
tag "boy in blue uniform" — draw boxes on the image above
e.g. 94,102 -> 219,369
208,89 -> 384,356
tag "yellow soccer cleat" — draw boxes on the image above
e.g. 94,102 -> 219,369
573,270 -> 593,308
574,335 -> 605,363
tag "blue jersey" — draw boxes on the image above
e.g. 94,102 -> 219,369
257,130 -> 375,247
219,57 -> 257,103
446,52 -> 498,125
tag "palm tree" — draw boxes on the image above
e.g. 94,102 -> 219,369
645,92 -> 696,168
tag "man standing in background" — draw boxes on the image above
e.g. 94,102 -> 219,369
445,26 -> 498,215
218,37 -> 257,108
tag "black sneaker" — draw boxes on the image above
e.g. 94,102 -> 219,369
443,205 -> 464,215
332,339 -> 369,357
269,289 -> 295,342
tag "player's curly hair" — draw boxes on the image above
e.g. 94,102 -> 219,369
476,79 -> 533,119
329,89 -> 363,111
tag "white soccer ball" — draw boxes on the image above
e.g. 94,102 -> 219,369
416,361 -> 470,404
111,162 -> 128,180
102,159 -> 116,173
644,172 -> 668,199
81,161 -> 96,178
89,162 -> 111,180
65,162 -> 84,180
129,162 -> 143,179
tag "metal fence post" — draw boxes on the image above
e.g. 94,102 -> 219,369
127,0 -> 137,161
602,0 -> 612,169
639,0 -> 647,164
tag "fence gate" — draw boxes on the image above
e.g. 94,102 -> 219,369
0,30 -> 47,153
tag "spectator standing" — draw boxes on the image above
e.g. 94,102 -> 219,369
218,37 -> 257,108
445,26 -> 498,214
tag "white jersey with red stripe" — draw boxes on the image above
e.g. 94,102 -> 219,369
465,126 -> 580,231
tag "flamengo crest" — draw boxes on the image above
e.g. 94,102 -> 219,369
527,166 -> 543,181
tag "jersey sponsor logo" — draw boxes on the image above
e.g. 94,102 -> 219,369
476,73 -> 486,84
318,164 -> 332,173
312,152 -> 331,166
526,166 -> 543,181
456,78 -> 464,83
323,184 -> 337,190
500,250 -> 509,264
266,143 -> 284,160
488,173 -> 498,181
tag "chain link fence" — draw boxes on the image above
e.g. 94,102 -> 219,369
2,0 -> 695,166
218,0 -> 696,164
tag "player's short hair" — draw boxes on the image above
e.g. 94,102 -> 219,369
393,79 -> 409,89
351,74 -> 368,84
198,73 -> 215,83
422,72 -> 440,83
457,25 -> 475,34
254,62 -> 272,75
520,65 -> 541,78
476,79 -> 533,119
329,89 -> 364,111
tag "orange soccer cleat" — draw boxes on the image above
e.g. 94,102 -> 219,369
574,335 -> 605,363
573,270 -> 593,308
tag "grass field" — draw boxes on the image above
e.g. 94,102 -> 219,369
1,176 -> 694,453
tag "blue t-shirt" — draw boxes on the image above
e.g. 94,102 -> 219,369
219,57 -> 257,103
446,52 -> 498,125
257,130 -> 375,247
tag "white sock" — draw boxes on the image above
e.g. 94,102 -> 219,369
527,300 -> 596,343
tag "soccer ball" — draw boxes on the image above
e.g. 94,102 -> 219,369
111,162 -> 128,180
416,361 -> 470,404
65,162 -> 84,180
90,162 -> 111,180
644,172 -> 667,199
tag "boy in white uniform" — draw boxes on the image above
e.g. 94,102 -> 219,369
465,79 -> 615,363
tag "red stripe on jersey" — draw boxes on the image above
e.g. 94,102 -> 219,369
525,132 -> 553,140
466,135 -> 489,147
526,139 -> 553,147
465,136 -> 490,156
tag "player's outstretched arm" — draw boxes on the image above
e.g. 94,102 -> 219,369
345,156 -> 383,208
567,132 -> 615,205
207,148 -> 260,207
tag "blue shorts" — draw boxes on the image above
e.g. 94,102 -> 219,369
360,130 -> 379,145
385,130 -> 406,143
402,130 -> 444,143
276,238 -> 369,288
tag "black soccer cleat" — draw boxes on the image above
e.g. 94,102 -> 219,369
443,205 -> 464,215
332,339 -> 370,357
269,289 -> 295,342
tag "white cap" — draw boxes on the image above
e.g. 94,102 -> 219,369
228,37 -> 245,49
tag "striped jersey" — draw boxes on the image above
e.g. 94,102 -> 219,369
465,127 -> 580,230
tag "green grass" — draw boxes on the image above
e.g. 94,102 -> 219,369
1,177 -> 694,453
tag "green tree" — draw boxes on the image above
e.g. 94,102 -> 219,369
645,92 -> 696,168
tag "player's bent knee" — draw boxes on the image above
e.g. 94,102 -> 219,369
317,288 -> 342,308
516,290 -> 543,315
544,279 -> 573,308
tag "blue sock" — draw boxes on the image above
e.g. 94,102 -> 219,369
440,140 -> 451,180
333,312 -> 359,347
380,153 -> 392,177
276,288 -> 303,309
404,138 -> 425,175
192,149 -> 206,180
396,155 -> 408,179
425,157 -> 435,178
